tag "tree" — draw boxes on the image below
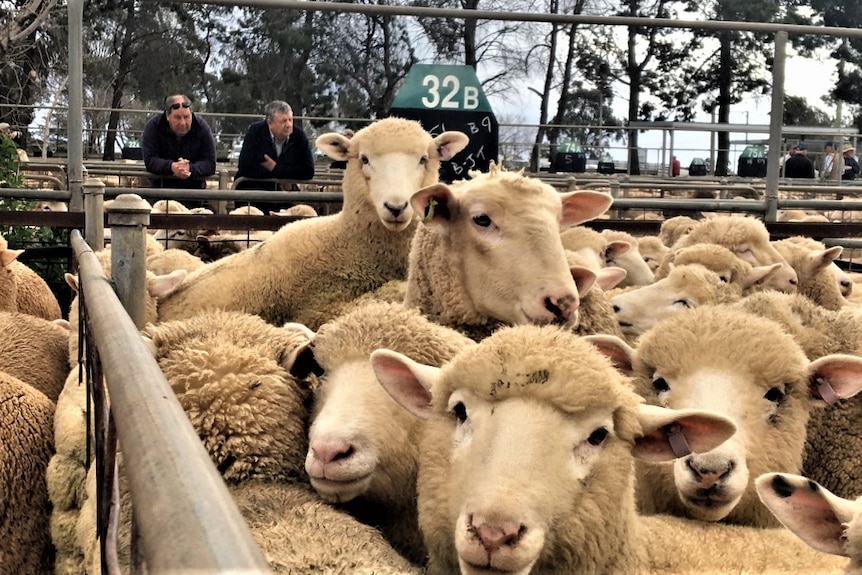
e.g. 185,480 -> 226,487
0,0 -> 63,149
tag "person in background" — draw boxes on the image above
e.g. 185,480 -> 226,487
0,122 -> 28,161
841,143 -> 860,181
234,100 -> 315,213
820,141 -> 842,182
671,155 -> 681,177
141,94 -> 217,208
783,142 -> 815,179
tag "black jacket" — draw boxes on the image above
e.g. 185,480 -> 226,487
141,113 -> 216,189
234,120 -> 315,191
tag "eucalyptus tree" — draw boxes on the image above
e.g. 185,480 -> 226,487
0,0 -> 64,146
788,0 -> 862,129
83,0 -> 223,159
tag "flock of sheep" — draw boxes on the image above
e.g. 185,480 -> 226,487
5,116 -> 862,574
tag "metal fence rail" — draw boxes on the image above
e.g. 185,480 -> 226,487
71,224 -> 271,573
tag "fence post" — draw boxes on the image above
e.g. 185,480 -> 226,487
83,176 -> 105,251
106,193 -> 150,328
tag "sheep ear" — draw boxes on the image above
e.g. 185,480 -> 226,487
569,265 -> 597,297
633,405 -> 737,462
1,247 -> 23,266
559,191 -> 613,226
583,334 -> 635,375
65,272 -> 79,292
315,133 -> 351,161
604,240 -> 632,261
433,131 -> 469,161
595,266 -> 627,291
411,184 -> 456,230
803,246 -> 843,275
148,269 -> 187,299
371,349 -> 438,420
755,473 -> 854,557
742,263 -> 783,290
807,354 -> 862,406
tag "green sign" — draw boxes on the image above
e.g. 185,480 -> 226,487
391,64 -> 493,112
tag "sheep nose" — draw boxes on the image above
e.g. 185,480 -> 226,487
311,439 -> 355,466
469,515 -> 526,553
384,201 -> 408,217
544,293 -> 578,323
687,458 -> 733,490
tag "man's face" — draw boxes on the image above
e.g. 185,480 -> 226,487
166,100 -> 192,138
268,111 -> 294,141
825,144 -> 834,153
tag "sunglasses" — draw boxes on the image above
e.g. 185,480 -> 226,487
169,102 -> 191,111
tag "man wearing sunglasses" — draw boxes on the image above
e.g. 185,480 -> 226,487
141,94 -> 217,206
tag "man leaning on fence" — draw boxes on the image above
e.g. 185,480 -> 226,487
234,100 -> 315,213
141,94 -> 217,208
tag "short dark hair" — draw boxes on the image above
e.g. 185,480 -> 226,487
164,94 -> 191,112
825,141 -> 834,148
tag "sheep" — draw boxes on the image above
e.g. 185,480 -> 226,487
732,290 -> 862,499
63,326 -> 421,573
757,472 -> 862,574
271,204 -> 319,218
141,309 -> 314,376
0,232 -> 62,320
636,234 -> 671,273
653,242 -> 783,290
301,300 -> 476,565
145,247 -> 206,275
669,215 -> 799,292
370,324 -> 846,574
156,117 -> 470,330
65,268 -> 187,368
150,202 -> 215,252
0,310 -> 70,402
586,304 -> 862,529
609,264 -> 746,343
600,229 -> 656,286
774,236 -> 849,309
565,249 -> 627,339
0,370 -> 57,575
192,230 -> 274,263
35,200 -> 69,211
403,162 -> 613,340
659,214 -> 699,247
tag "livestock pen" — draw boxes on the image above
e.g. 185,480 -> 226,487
4,0 -> 862,572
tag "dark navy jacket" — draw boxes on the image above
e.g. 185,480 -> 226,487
141,113 -> 216,189
234,119 -> 315,191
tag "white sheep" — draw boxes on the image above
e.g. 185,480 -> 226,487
609,264 -> 746,343
403,162 -> 613,340
732,290 -> 862,499
0,310 -> 70,402
156,117 -> 469,330
636,234 -> 671,273
600,228 -> 656,286
757,472 -> 862,574
653,241 -> 783,290
270,204 -> 318,218
587,304 -> 862,528
0,370 -> 56,575
774,236 -> 849,309
370,324 -> 846,574
565,249 -> 627,338
301,300 -> 476,565
669,215 -> 799,292
0,232 -> 62,320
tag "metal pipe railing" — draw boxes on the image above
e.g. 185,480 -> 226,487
71,230 -> 272,573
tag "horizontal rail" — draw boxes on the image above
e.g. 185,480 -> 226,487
71,230 -> 271,573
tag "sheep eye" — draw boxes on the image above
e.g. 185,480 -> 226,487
719,275 -> 730,283
674,299 -> 691,308
452,401 -> 468,423
652,376 -> 670,393
360,154 -> 369,165
587,427 -> 608,446
473,214 -> 492,227
764,387 -> 785,403
419,155 -> 428,165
